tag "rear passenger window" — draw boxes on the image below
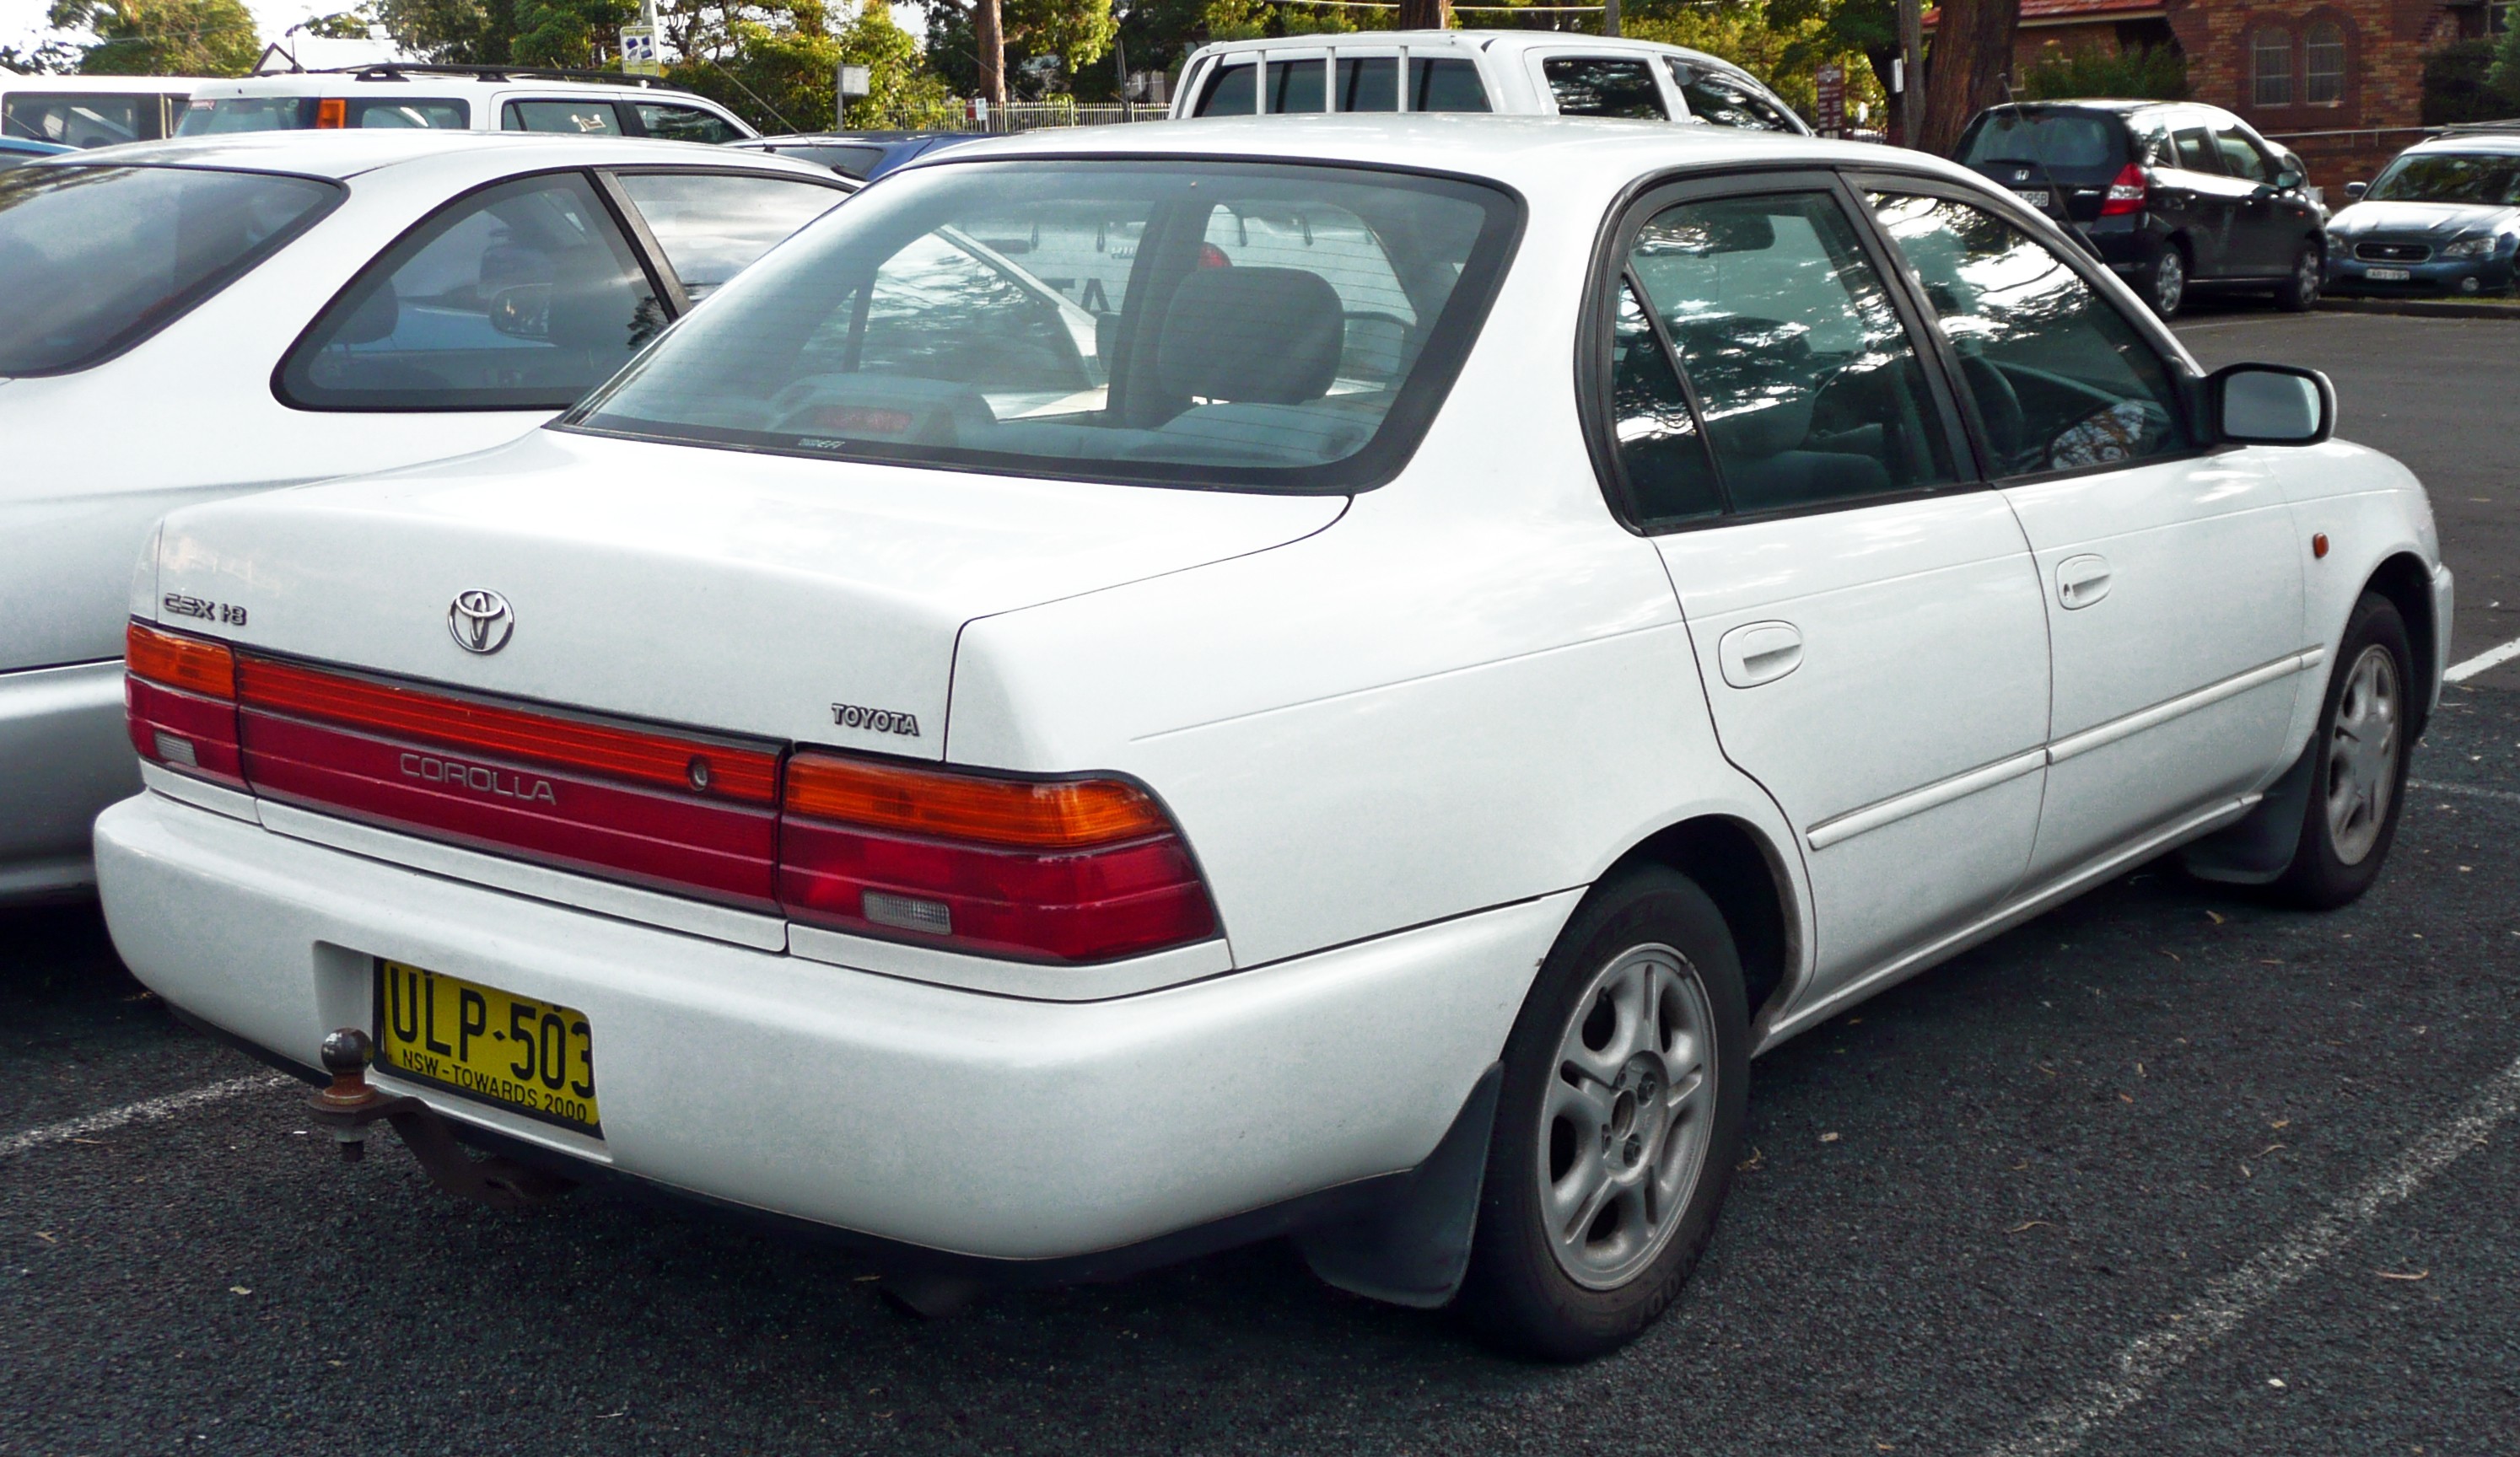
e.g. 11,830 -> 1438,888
635,103 -> 742,144
355,99 -> 467,128
1409,57 -> 1491,112
1871,193 -> 2188,477
279,171 -> 664,411
1338,57 -> 1397,111
1266,58 -> 1327,112
2171,126 -> 2217,172
1622,191 -> 1955,513
504,99 -> 623,135
1669,64 -> 1795,132
1194,63 -> 1257,116
3,93 -> 164,147
1543,57 -> 1667,120
613,172 -> 843,300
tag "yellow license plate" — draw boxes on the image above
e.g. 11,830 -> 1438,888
374,960 -> 602,1135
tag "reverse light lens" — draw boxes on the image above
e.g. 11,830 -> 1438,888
2099,164 -> 2147,218
779,751 -> 1217,963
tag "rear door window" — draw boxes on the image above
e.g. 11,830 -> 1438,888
1622,190 -> 1957,513
1408,56 -> 1491,112
3,93 -> 165,147
1337,56 -> 1397,112
1266,57 -> 1327,113
279,170 -> 664,411
2170,124 -> 2220,173
1669,65 -> 1796,132
0,164 -> 339,374
1543,57 -> 1668,120
634,102 -> 744,144
612,172 -> 845,300
504,99 -> 626,135
355,99 -> 469,129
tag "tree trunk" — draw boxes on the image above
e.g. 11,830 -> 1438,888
1917,0 -> 2017,156
1866,46 -> 1900,141
1397,0 -> 1450,30
975,0 -> 1006,107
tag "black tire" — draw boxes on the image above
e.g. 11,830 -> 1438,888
2270,592 -> 2413,909
2275,241 -> 2323,312
1455,866 -> 1748,1362
2140,240 -> 2189,320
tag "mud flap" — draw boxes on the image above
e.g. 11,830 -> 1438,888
2182,734 -> 2318,884
1294,1062 -> 1501,1309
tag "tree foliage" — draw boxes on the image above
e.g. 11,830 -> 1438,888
49,0 -> 261,75
666,0 -> 955,130
2017,41 -> 2185,103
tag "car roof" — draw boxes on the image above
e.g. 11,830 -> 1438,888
738,132 -> 968,146
2406,130 -> 2520,157
1192,28 -> 1766,76
22,129 -> 839,181
189,73 -> 699,98
909,112 -> 1973,191
0,73 -> 208,93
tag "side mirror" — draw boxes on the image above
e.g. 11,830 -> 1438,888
2344,180 -> 2367,201
2274,168 -> 2303,191
488,283 -> 551,340
2210,363 -> 2334,446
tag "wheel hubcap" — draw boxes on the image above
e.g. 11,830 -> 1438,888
1537,944 -> 1716,1290
2157,254 -> 2184,312
2323,643 -> 2399,865
2299,251 -> 2321,301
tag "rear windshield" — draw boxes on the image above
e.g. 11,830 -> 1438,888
566,159 -> 1520,492
177,97 -> 471,133
2367,153 -> 2520,206
0,164 -> 340,376
1958,110 -> 2124,170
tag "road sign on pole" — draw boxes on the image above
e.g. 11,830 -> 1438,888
1814,62 -> 1844,137
619,24 -> 661,76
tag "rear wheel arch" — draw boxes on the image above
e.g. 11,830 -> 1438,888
1602,816 -> 1798,1035
2364,551 -> 2437,737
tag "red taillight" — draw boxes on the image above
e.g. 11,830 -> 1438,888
778,752 -> 1217,964
127,622 -> 244,787
2100,164 -> 2148,218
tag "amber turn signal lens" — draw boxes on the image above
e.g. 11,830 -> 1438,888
127,621 -> 236,699
315,98 -> 346,128
783,753 -> 1171,849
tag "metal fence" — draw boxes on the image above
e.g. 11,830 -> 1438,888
851,99 -> 1172,134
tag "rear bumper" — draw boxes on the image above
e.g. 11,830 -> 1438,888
0,659 -> 137,903
94,788 -> 1560,1262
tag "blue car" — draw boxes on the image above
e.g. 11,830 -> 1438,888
2326,128 -> 2520,298
726,131 -> 980,181
0,136 -> 73,170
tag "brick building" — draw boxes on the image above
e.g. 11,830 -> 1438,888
1981,0 -> 2512,186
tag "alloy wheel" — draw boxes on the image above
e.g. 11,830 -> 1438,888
1537,943 -> 1717,1291
2154,250 -> 2185,315
2323,643 -> 2399,866
2295,249 -> 2323,307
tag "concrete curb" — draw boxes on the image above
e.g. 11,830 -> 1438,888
2317,296 -> 2520,320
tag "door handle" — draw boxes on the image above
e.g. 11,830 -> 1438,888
2056,553 -> 2112,610
1718,621 -> 1803,688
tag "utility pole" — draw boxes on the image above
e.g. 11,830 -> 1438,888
1397,0 -> 1450,30
1603,0 -> 1619,39
1897,0 -> 1922,149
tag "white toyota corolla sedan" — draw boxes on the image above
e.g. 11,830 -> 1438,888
95,116 -> 2451,1359
0,131 -> 851,903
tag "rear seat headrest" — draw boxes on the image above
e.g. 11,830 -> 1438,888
1155,266 -> 1344,406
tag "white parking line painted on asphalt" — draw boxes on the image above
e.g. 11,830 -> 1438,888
1983,1048 -> 2520,1457
2410,778 -> 2520,806
2445,634 -> 2520,684
0,1073 -> 293,1161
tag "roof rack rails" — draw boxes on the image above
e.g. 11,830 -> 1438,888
310,61 -> 665,88
2438,119 -> 2520,134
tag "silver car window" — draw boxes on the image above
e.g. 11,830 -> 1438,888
613,172 -> 845,300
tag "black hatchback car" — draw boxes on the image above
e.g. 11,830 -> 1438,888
1954,100 -> 2325,318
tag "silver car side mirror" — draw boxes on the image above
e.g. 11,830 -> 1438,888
2211,363 -> 2334,446
2344,180 -> 2367,201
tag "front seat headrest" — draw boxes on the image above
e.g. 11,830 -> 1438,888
1155,266 -> 1344,405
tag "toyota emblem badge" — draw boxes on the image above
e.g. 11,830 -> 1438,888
447,589 -> 515,655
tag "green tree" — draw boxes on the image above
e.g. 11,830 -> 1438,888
669,0 -> 954,131
374,0 -> 522,63
2486,21 -> 2520,111
511,0 -> 639,65
2016,42 -> 2185,102
51,0 -> 261,75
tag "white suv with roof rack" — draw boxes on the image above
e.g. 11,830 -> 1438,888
179,63 -> 755,143
1171,30 -> 1807,133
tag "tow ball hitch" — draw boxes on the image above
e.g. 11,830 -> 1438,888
305,1027 -> 574,1210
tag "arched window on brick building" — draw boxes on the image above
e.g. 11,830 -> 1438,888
2253,27 -> 2295,107
2304,21 -> 2346,105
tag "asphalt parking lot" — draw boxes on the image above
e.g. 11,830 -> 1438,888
3,309 -> 2516,1455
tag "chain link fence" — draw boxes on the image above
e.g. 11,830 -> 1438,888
850,99 -> 1173,134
